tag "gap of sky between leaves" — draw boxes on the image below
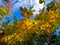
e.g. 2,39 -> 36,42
0,0 -> 58,23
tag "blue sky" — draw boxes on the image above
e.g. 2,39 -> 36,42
0,0 -> 46,22
10,0 -> 52,22
0,0 -> 53,23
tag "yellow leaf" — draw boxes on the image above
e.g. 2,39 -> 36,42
0,15 -> 2,18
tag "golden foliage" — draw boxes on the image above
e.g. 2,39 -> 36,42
20,7 -> 34,18
0,1 -> 60,45
0,6 -> 11,19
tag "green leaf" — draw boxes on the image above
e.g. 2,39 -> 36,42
39,0 -> 45,4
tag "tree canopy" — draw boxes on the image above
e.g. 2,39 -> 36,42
0,0 -> 60,45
